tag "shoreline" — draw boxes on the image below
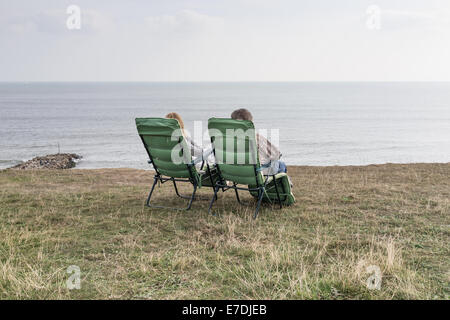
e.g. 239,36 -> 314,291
10,161 -> 450,171
2,160 -> 449,171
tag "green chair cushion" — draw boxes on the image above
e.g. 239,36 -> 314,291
136,117 -> 200,183
249,173 -> 295,205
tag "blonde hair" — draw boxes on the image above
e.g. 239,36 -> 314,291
165,112 -> 187,137
165,112 -> 185,128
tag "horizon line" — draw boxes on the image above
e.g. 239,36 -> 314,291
1,80 -> 450,84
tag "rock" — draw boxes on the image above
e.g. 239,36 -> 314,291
12,153 -> 82,170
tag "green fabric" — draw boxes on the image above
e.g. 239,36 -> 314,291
208,118 -> 264,186
249,173 -> 295,205
208,117 -> 295,206
136,118 -> 199,183
207,117 -> 255,133
136,117 -> 182,136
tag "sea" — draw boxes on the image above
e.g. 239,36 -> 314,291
0,82 -> 449,170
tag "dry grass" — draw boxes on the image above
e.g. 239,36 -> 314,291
0,163 -> 449,299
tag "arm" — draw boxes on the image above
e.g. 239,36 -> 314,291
256,133 -> 281,162
184,135 -> 203,159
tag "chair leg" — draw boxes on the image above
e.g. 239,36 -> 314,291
208,167 -> 217,200
208,185 -> 220,215
208,185 -> 218,200
273,178 -> 283,209
253,188 -> 264,219
146,176 -> 197,211
234,183 -> 241,204
146,177 -> 159,207
173,178 -> 181,197
186,183 -> 197,210
173,179 -> 193,200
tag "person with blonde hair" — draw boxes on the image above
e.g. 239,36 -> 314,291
165,112 -> 187,136
165,112 -> 212,165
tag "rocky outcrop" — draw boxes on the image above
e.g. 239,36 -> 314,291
12,154 -> 82,170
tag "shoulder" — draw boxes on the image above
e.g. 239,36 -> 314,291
256,132 -> 268,143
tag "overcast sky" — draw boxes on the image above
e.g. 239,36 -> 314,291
1,0 -> 449,81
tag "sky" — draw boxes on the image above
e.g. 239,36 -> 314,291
0,0 -> 449,82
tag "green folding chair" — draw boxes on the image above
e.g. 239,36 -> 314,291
136,117 -> 219,210
207,118 -> 295,219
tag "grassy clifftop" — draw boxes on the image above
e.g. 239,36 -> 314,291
0,163 -> 449,299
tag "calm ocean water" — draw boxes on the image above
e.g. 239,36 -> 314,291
0,82 -> 449,170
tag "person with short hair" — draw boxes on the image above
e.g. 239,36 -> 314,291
230,108 -> 287,175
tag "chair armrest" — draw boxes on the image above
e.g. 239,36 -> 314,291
192,155 -> 204,165
263,173 -> 277,185
192,148 -> 214,166
202,148 -> 214,160
256,161 -> 272,172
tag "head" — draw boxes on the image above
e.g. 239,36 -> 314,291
165,112 -> 184,129
231,108 -> 253,121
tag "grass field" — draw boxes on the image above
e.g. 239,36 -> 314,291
0,163 -> 449,299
